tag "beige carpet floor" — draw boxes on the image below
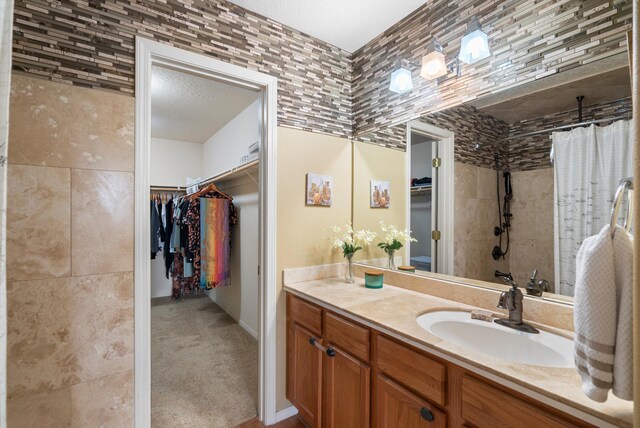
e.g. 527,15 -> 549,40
151,295 -> 258,427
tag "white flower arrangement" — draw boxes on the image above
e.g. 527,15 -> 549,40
327,222 -> 377,257
377,221 -> 416,254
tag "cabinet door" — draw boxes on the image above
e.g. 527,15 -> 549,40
324,345 -> 370,428
376,375 -> 446,428
287,322 -> 323,428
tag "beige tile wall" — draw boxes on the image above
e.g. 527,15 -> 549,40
6,74 -> 134,427
454,162 -> 556,291
510,168 -> 555,291
453,162 -> 509,283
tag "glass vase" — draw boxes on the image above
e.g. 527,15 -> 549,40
344,253 -> 355,283
387,250 -> 396,270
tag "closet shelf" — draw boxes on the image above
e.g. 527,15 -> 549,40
205,159 -> 258,186
150,160 -> 259,193
410,185 -> 432,194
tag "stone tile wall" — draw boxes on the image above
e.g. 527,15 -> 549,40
357,104 -> 510,169
11,0 -> 352,137
6,74 -> 134,427
453,162 -> 509,283
352,0 -> 632,143
509,168 -> 555,292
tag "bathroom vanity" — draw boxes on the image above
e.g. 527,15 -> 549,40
284,272 -> 633,428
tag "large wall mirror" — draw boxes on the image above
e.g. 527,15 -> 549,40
352,59 -> 632,302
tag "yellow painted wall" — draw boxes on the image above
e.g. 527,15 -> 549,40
352,141 -> 408,264
275,126 -> 352,410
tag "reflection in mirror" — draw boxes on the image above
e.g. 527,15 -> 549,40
352,65 -> 632,299
409,131 -> 435,272
352,140 -> 407,267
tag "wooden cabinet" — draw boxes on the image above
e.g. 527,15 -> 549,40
461,375 -> 582,428
376,335 -> 447,407
287,321 -> 323,427
324,312 -> 370,362
376,375 -> 446,428
323,346 -> 370,428
286,293 -> 593,428
287,294 -> 372,428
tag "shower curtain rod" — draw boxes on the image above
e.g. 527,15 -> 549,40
502,115 -> 632,141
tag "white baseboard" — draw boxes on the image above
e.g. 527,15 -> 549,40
275,406 -> 298,423
150,293 -> 172,299
206,291 -> 259,340
239,319 -> 258,340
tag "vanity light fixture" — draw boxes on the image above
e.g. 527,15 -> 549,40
389,60 -> 414,94
420,39 -> 447,80
458,16 -> 491,65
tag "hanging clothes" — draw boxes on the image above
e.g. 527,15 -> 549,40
150,199 -> 161,258
200,197 -> 232,288
168,184 -> 237,298
157,199 -> 166,243
163,198 -> 174,279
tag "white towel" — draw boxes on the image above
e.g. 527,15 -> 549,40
612,226 -> 633,400
574,225 -> 616,402
573,225 -> 634,402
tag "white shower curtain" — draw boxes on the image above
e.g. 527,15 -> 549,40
553,120 -> 633,296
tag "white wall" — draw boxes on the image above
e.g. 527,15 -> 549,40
202,99 -> 260,336
207,173 -> 259,337
202,99 -> 260,177
151,137 -> 203,186
410,140 -> 432,257
151,256 -> 173,298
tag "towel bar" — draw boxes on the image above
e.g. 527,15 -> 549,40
610,177 -> 634,238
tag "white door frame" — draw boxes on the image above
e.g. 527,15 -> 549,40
134,37 -> 278,427
405,121 -> 454,275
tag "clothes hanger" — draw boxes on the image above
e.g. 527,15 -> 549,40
189,183 -> 232,201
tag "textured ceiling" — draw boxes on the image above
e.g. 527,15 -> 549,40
225,0 -> 428,53
476,67 -> 631,124
151,66 -> 260,143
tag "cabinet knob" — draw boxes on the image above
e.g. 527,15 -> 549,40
419,407 -> 434,422
326,347 -> 336,357
309,337 -> 317,346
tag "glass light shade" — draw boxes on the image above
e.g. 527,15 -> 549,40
458,29 -> 490,64
420,51 -> 447,80
389,67 -> 413,93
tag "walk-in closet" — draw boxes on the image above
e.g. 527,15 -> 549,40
149,64 -> 261,427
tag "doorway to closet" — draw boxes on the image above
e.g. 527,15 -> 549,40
405,120 -> 455,275
409,131 -> 436,272
149,63 -> 261,427
135,39 -> 279,428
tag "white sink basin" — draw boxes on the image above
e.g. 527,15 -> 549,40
416,310 -> 574,368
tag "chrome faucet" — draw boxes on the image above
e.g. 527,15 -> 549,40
525,269 -> 550,297
496,277 -> 539,334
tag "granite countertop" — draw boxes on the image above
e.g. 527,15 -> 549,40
284,276 -> 633,428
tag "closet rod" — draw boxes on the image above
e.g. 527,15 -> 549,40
193,159 -> 258,189
501,115 -> 631,142
150,185 -> 186,192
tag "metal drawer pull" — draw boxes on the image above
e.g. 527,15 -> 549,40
308,338 -> 336,357
420,407 -> 434,422
309,337 -> 326,351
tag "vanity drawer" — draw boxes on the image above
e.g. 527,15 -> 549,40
288,294 -> 323,336
376,335 -> 446,407
461,375 -> 582,428
324,312 -> 370,362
